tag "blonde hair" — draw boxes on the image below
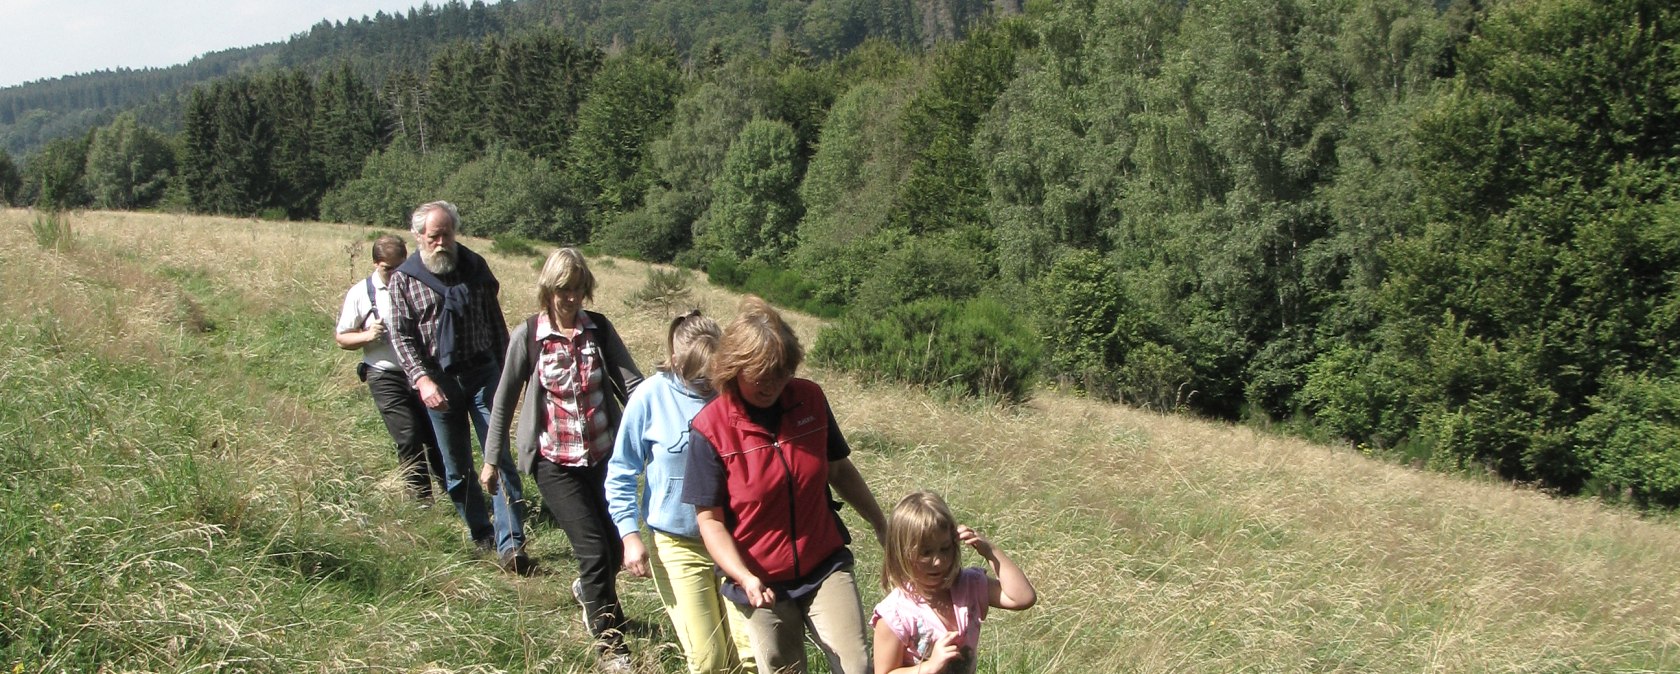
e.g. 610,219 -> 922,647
881,491 -> 962,593
710,296 -> 803,397
662,310 -> 721,397
536,248 -> 597,322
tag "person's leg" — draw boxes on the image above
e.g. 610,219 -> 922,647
800,566 -> 871,674
462,361 -> 526,555
403,382 -> 446,498
737,599 -> 809,674
726,596 -> 758,673
533,459 -> 624,651
426,372 -> 493,546
651,531 -> 734,674
367,369 -> 434,499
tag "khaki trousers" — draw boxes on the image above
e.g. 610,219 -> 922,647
733,565 -> 871,674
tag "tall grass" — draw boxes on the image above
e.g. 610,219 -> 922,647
3,208 -> 1678,672
29,211 -> 72,251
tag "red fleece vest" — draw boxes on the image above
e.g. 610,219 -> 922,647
691,379 -> 844,583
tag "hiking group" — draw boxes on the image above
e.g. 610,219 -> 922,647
335,200 -> 1037,674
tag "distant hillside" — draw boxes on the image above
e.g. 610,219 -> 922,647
0,0 -> 1011,157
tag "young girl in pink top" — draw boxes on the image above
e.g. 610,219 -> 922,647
872,492 -> 1037,674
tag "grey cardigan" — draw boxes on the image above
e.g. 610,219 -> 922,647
485,310 -> 644,475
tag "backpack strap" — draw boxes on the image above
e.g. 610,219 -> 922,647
587,310 -> 629,404
364,277 -> 379,320
526,313 -> 539,366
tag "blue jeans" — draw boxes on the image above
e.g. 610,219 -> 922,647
426,360 -> 526,554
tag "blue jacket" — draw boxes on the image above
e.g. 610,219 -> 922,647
606,371 -> 712,540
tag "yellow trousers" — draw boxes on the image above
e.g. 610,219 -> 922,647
649,531 -> 757,674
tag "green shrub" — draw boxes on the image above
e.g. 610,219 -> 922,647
593,187 -> 700,262
1576,372 -> 1680,507
320,147 -> 463,228
623,267 -> 695,316
1119,342 -> 1196,413
30,211 -> 73,250
439,145 -> 573,241
1299,344 -> 1417,449
705,255 -> 841,318
490,234 -> 542,259
812,297 -> 1041,403
850,235 -> 987,316
1031,251 -> 1169,402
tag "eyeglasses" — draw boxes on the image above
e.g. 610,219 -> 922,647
749,370 -> 793,388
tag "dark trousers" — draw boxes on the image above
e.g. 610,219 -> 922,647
534,458 -> 625,650
367,367 -> 444,499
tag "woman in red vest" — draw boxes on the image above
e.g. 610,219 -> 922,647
682,296 -> 888,674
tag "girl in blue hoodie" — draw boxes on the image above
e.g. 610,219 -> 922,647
606,310 -> 754,674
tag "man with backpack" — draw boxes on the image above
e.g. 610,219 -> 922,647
387,201 -> 531,573
334,234 -> 444,502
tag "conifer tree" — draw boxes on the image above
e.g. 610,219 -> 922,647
0,149 -> 21,206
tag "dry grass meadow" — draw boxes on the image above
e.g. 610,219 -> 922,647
3,208 -> 1679,673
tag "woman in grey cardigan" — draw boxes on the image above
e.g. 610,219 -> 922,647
483,247 -> 643,672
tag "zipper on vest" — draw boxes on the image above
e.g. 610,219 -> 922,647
771,435 -> 802,578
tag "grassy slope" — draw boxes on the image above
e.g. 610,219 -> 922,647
2,209 -> 1677,673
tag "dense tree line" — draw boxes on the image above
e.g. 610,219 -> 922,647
0,0 -> 1000,158
10,0 -> 1678,507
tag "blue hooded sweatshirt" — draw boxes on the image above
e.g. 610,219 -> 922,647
606,370 -> 713,540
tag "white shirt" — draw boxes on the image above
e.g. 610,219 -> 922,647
336,274 -> 401,372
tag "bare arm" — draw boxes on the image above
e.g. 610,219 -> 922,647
828,457 -> 887,544
334,316 -> 384,350
960,525 -> 1036,610
332,285 -> 380,351
873,620 -> 908,674
874,622 -> 963,674
695,507 -> 774,607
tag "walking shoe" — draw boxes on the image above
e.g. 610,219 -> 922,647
499,547 -> 535,576
596,651 -> 632,674
473,537 -> 495,555
572,578 -> 589,629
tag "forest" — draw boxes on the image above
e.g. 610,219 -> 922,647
3,0 -> 1677,508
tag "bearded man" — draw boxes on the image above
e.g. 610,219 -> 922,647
388,200 -> 530,573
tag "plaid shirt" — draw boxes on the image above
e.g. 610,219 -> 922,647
535,312 -> 614,467
387,257 -> 510,386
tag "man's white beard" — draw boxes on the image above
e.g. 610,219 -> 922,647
421,244 -> 458,275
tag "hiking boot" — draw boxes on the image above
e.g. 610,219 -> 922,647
499,547 -> 534,576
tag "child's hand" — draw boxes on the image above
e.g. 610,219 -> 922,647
924,631 -> 965,672
957,524 -> 994,559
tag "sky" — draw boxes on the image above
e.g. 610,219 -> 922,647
0,0 -> 430,89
